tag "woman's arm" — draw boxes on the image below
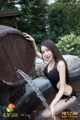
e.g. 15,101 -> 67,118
50,61 -> 66,107
23,33 -> 42,59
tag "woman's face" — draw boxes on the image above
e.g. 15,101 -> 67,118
41,46 -> 53,63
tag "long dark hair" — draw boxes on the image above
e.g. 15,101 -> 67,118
41,40 -> 69,83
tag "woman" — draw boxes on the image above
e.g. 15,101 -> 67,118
23,33 -> 77,120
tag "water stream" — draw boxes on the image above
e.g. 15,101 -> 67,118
17,69 -> 50,111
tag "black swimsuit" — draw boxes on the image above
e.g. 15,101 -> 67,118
43,65 -> 77,102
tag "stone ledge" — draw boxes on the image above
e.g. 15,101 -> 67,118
15,77 -> 52,112
69,68 -> 80,79
34,55 -> 80,77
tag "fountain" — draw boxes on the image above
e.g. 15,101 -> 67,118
0,25 -> 35,117
17,69 -> 50,111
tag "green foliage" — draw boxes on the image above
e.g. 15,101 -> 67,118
68,4 -> 80,35
17,19 -> 28,32
30,33 -> 57,44
32,33 -> 46,44
0,0 -> 16,9
56,0 -> 80,4
18,0 -> 48,34
0,19 -> 12,27
49,3 -> 70,42
57,33 -> 80,56
48,2 -> 80,42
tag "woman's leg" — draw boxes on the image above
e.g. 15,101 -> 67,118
42,96 -> 76,118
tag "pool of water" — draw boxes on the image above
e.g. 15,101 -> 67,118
25,87 -> 80,120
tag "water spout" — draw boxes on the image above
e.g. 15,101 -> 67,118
17,69 -> 50,110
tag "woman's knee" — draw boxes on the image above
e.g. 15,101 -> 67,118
41,109 -> 52,118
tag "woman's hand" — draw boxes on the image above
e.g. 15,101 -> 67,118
23,32 -> 35,42
23,32 -> 42,59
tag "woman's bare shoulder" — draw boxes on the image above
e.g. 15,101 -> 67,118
57,60 -> 65,71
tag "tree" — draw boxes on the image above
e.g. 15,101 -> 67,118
55,0 -> 80,4
18,0 -> 48,34
49,3 -> 70,42
48,2 -> 80,42
0,0 -> 16,9
68,3 -> 80,35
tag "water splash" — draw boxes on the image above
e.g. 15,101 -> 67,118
17,69 -> 50,110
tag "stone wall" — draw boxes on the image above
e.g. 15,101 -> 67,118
34,55 -> 80,78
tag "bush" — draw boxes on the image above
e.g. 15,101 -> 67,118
32,33 -> 46,44
57,33 -> 80,56
31,33 -> 58,44
17,19 -> 29,32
